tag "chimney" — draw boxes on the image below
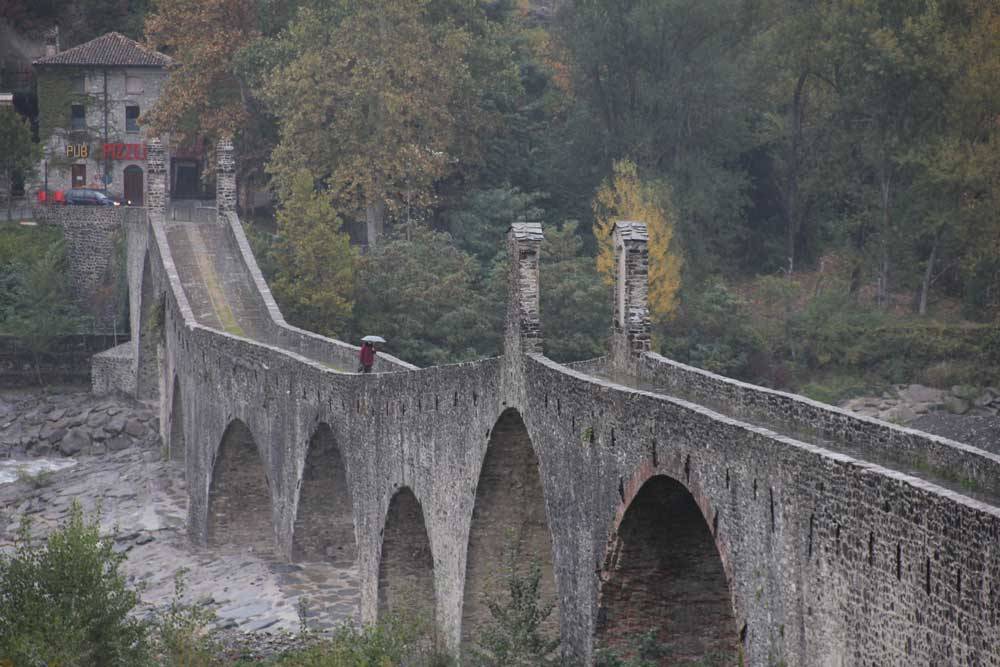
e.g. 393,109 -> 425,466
44,27 -> 60,58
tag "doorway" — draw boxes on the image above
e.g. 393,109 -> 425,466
124,165 -> 143,205
71,164 -> 86,188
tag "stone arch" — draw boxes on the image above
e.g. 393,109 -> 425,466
207,419 -> 275,555
461,408 -> 559,650
135,253 -> 161,400
596,474 -> 737,664
377,487 -> 435,628
292,423 -> 356,565
168,375 -> 184,463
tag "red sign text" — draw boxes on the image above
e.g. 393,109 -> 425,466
103,143 -> 148,161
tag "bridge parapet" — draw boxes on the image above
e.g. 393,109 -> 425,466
610,221 -> 651,373
216,136 -> 236,215
145,138 -> 169,215
506,222 -> 544,356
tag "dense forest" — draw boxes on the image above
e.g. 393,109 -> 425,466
7,0 -> 1000,398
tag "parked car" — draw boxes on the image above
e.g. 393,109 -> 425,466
64,188 -> 121,206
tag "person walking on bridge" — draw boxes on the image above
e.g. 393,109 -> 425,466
359,341 -> 377,373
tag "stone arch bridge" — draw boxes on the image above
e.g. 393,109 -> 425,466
102,140 -> 1000,665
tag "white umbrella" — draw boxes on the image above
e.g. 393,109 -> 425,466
362,335 -> 386,343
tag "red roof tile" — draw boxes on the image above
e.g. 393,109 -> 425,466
33,32 -> 171,68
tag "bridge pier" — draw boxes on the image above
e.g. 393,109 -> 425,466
609,221 -> 651,375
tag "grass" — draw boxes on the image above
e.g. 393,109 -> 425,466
798,372 -> 883,406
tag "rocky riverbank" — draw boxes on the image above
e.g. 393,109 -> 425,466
0,386 -> 159,458
840,383 -> 1000,456
0,386 -> 360,657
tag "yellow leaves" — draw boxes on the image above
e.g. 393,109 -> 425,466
593,159 -> 683,322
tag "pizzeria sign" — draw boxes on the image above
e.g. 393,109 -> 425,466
102,143 -> 148,160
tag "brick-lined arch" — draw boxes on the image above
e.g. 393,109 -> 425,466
207,419 -> 274,555
292,422 -> 356,565
168,375 -> 184,463
377,487 -> 435,627
461,408 -> 558,651
596,474 -> 737,663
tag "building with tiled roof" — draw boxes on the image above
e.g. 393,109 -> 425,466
32,32 -> 203,204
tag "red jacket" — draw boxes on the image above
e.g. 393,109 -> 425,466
360,344 -> 376,367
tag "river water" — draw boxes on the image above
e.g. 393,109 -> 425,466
0,458 -> 77,484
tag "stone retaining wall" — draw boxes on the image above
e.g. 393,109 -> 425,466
0,334 -> 121,387
33,205 -> 143,332
91,341 -> 136,396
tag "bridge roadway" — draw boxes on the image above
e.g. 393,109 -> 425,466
121,146 -> 1000,666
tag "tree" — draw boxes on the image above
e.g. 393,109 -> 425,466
353,223 -> 496,365
446,186 -> 546,267
559,0 -> 758,272
593,159 -> 682,322
0,238 -> 86,384
144,0 -> 272,206
0,108 -> 37,219
264,0 -> 518,246
267,170 -> 356,338
540,221 -> 608,362
0,502 -> 149,666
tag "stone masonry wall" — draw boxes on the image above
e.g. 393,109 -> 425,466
596,475 -> 736,662
123,199 -> 1000,666
91,340 -> 135,395
634,351 -> 1000,499
610,221 -> 651,372
33,66 -> 167,197
215,137 -> 236,214
292,423 -> 356,566
207,419 -> 276,557
461,408 -> 559,649
377,487 -> 436,627
34,204 -> 141,332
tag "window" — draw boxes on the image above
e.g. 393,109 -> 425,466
72,75 -> 85,94
70,104 -> 85,131
126,76 -> 143,94
125,105 -> 140,133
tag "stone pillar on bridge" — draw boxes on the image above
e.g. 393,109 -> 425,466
145,138 -> 168,215
506,222 -> 544,356
216,136 -> 236,215
610,220 -> 651,372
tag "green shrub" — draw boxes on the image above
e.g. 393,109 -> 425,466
150,568 -> 219,667
260,616 -> 452,667
467,544 -> 559,667
0,501 -> 150,667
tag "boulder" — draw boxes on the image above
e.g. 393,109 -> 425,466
85,411 -> 107,428
898,384 -> 943,404
104,416 -> 127,435
125,419 -> 145,438
944,395 -> 971,415
883,405 -> 917,424
59,428 -> 90,455
46,408 -> 66,422
951,385 -> 979,401
975,393 -> 994,408
39,422 -> 65,441
106,435 -> 131,452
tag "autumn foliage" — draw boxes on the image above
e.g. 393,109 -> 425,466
593,160 -> 683,322
143,0 -> 259,142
